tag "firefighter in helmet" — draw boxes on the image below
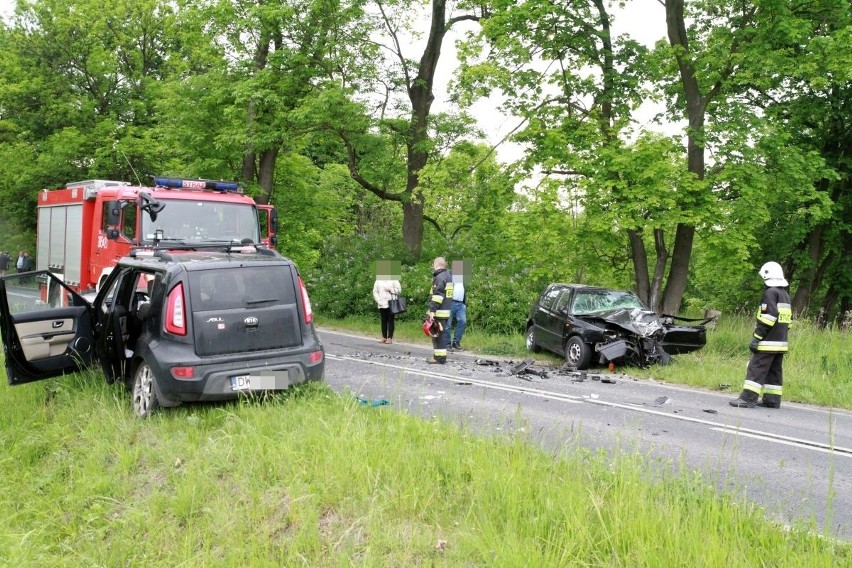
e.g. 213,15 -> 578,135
730,261 -> 792,409
426,257 -> 453,364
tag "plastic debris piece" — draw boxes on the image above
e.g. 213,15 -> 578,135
652,396 -> 670,406
703,409 -> 718,414
601,378 -> 617,384
510,358 -> 535,375
357,395 -> 388,407
455,381 -> 472,386
475,358 -> 500,366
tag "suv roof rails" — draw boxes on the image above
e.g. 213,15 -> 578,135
129,242 -> 277,259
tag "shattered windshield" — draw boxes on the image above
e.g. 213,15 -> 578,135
571,290 -> 646,315
141,200 -> 260,244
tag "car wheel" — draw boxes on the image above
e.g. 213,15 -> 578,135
564,336 -> 592,370
131,361 -> 160,418
525,326 -> 541,353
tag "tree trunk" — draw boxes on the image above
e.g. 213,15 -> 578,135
399,0 -> 446,260
628,229 -> 650,304
241,27 -> 270,194
792,224 -> 824,316
662,223 -> 694,314
255,148 -> 278,205
649,228 -> 668,312
402,200 -> 425,261
662,0 -> 707,315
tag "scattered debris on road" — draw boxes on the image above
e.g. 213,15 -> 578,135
703,409 -> 718,414
651,396 -> 670,406
475,358 -> 500,366
508,358 -> 550,380
510,358 -> 534,375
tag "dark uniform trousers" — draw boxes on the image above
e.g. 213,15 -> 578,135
741,352 -> 784,406
431,319 -> 449,363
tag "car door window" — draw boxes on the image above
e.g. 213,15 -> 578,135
554,290 -> 572,313
540,287 -> 562,311
99,274 -> 122,316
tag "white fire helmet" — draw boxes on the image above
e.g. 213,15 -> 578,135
759,261 -> 788,287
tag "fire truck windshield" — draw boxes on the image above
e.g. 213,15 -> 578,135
140,200 -> 260,244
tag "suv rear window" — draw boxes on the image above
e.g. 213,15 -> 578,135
189,265 -> 297,310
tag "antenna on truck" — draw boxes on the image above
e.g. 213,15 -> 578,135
118,148 -> 143,186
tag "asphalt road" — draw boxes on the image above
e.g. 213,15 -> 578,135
319,328 -> 852,542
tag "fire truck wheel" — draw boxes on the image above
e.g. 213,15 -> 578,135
131,361 -> 160,419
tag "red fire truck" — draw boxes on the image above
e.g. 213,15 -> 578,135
36,177 -> 278,295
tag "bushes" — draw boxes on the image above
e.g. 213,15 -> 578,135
304,235 -> 555,335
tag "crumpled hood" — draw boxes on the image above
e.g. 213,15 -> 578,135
578,308 -> 663,337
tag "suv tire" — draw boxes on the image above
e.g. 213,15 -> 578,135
131,361 -> 160,418
564,336 -> 592,370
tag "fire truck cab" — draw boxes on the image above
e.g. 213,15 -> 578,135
36,177 -> 278,296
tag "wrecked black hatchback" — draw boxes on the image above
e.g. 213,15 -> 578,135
525,284 -> 707,370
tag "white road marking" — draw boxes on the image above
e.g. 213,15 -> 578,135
327,354 -> 852,458
709,428 -> 847,456
328,354 -> 583,404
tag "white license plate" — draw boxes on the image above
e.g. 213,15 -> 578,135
230,375 -> 279,391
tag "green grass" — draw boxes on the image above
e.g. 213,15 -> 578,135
0,371 -> 848,565
318,314 -> 852,409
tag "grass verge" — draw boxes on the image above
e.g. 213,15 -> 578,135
0,372 -> 848,565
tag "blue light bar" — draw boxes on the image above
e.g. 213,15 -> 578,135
153,177 -> 241,193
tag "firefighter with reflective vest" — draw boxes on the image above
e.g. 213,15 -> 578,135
730,262 -> 792,409
426,257 -> 454,364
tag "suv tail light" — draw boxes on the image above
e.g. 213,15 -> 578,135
298,277 -> 313,324
165,282 -> 187,336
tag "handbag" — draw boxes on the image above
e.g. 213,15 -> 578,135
388,293 -> 407,315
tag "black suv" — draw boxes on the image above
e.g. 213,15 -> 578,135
0,247 -> 324,417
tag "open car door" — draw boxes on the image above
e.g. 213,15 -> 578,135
0,272 -> 96,385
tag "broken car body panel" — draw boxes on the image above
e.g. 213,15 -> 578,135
525,284 -> 707,370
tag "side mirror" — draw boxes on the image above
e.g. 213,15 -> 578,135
139,192 -> 165,223
106,228 -> 120,240
270,209 -> 279,234
106,201 -> 121,226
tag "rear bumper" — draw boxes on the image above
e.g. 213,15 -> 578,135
139,343 -> 324,405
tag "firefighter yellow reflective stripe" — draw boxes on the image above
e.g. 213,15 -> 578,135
757,313 -> 777,326
753,333 -> 763,340
431,294 -> 444,303
763,384 -> 782,396
757,340 -> 788,352
743,380 -> 762,394
434,349 -> 448,357
435,310 -> 450,318
777,303 -> 792,324
446,282 -> 454,296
